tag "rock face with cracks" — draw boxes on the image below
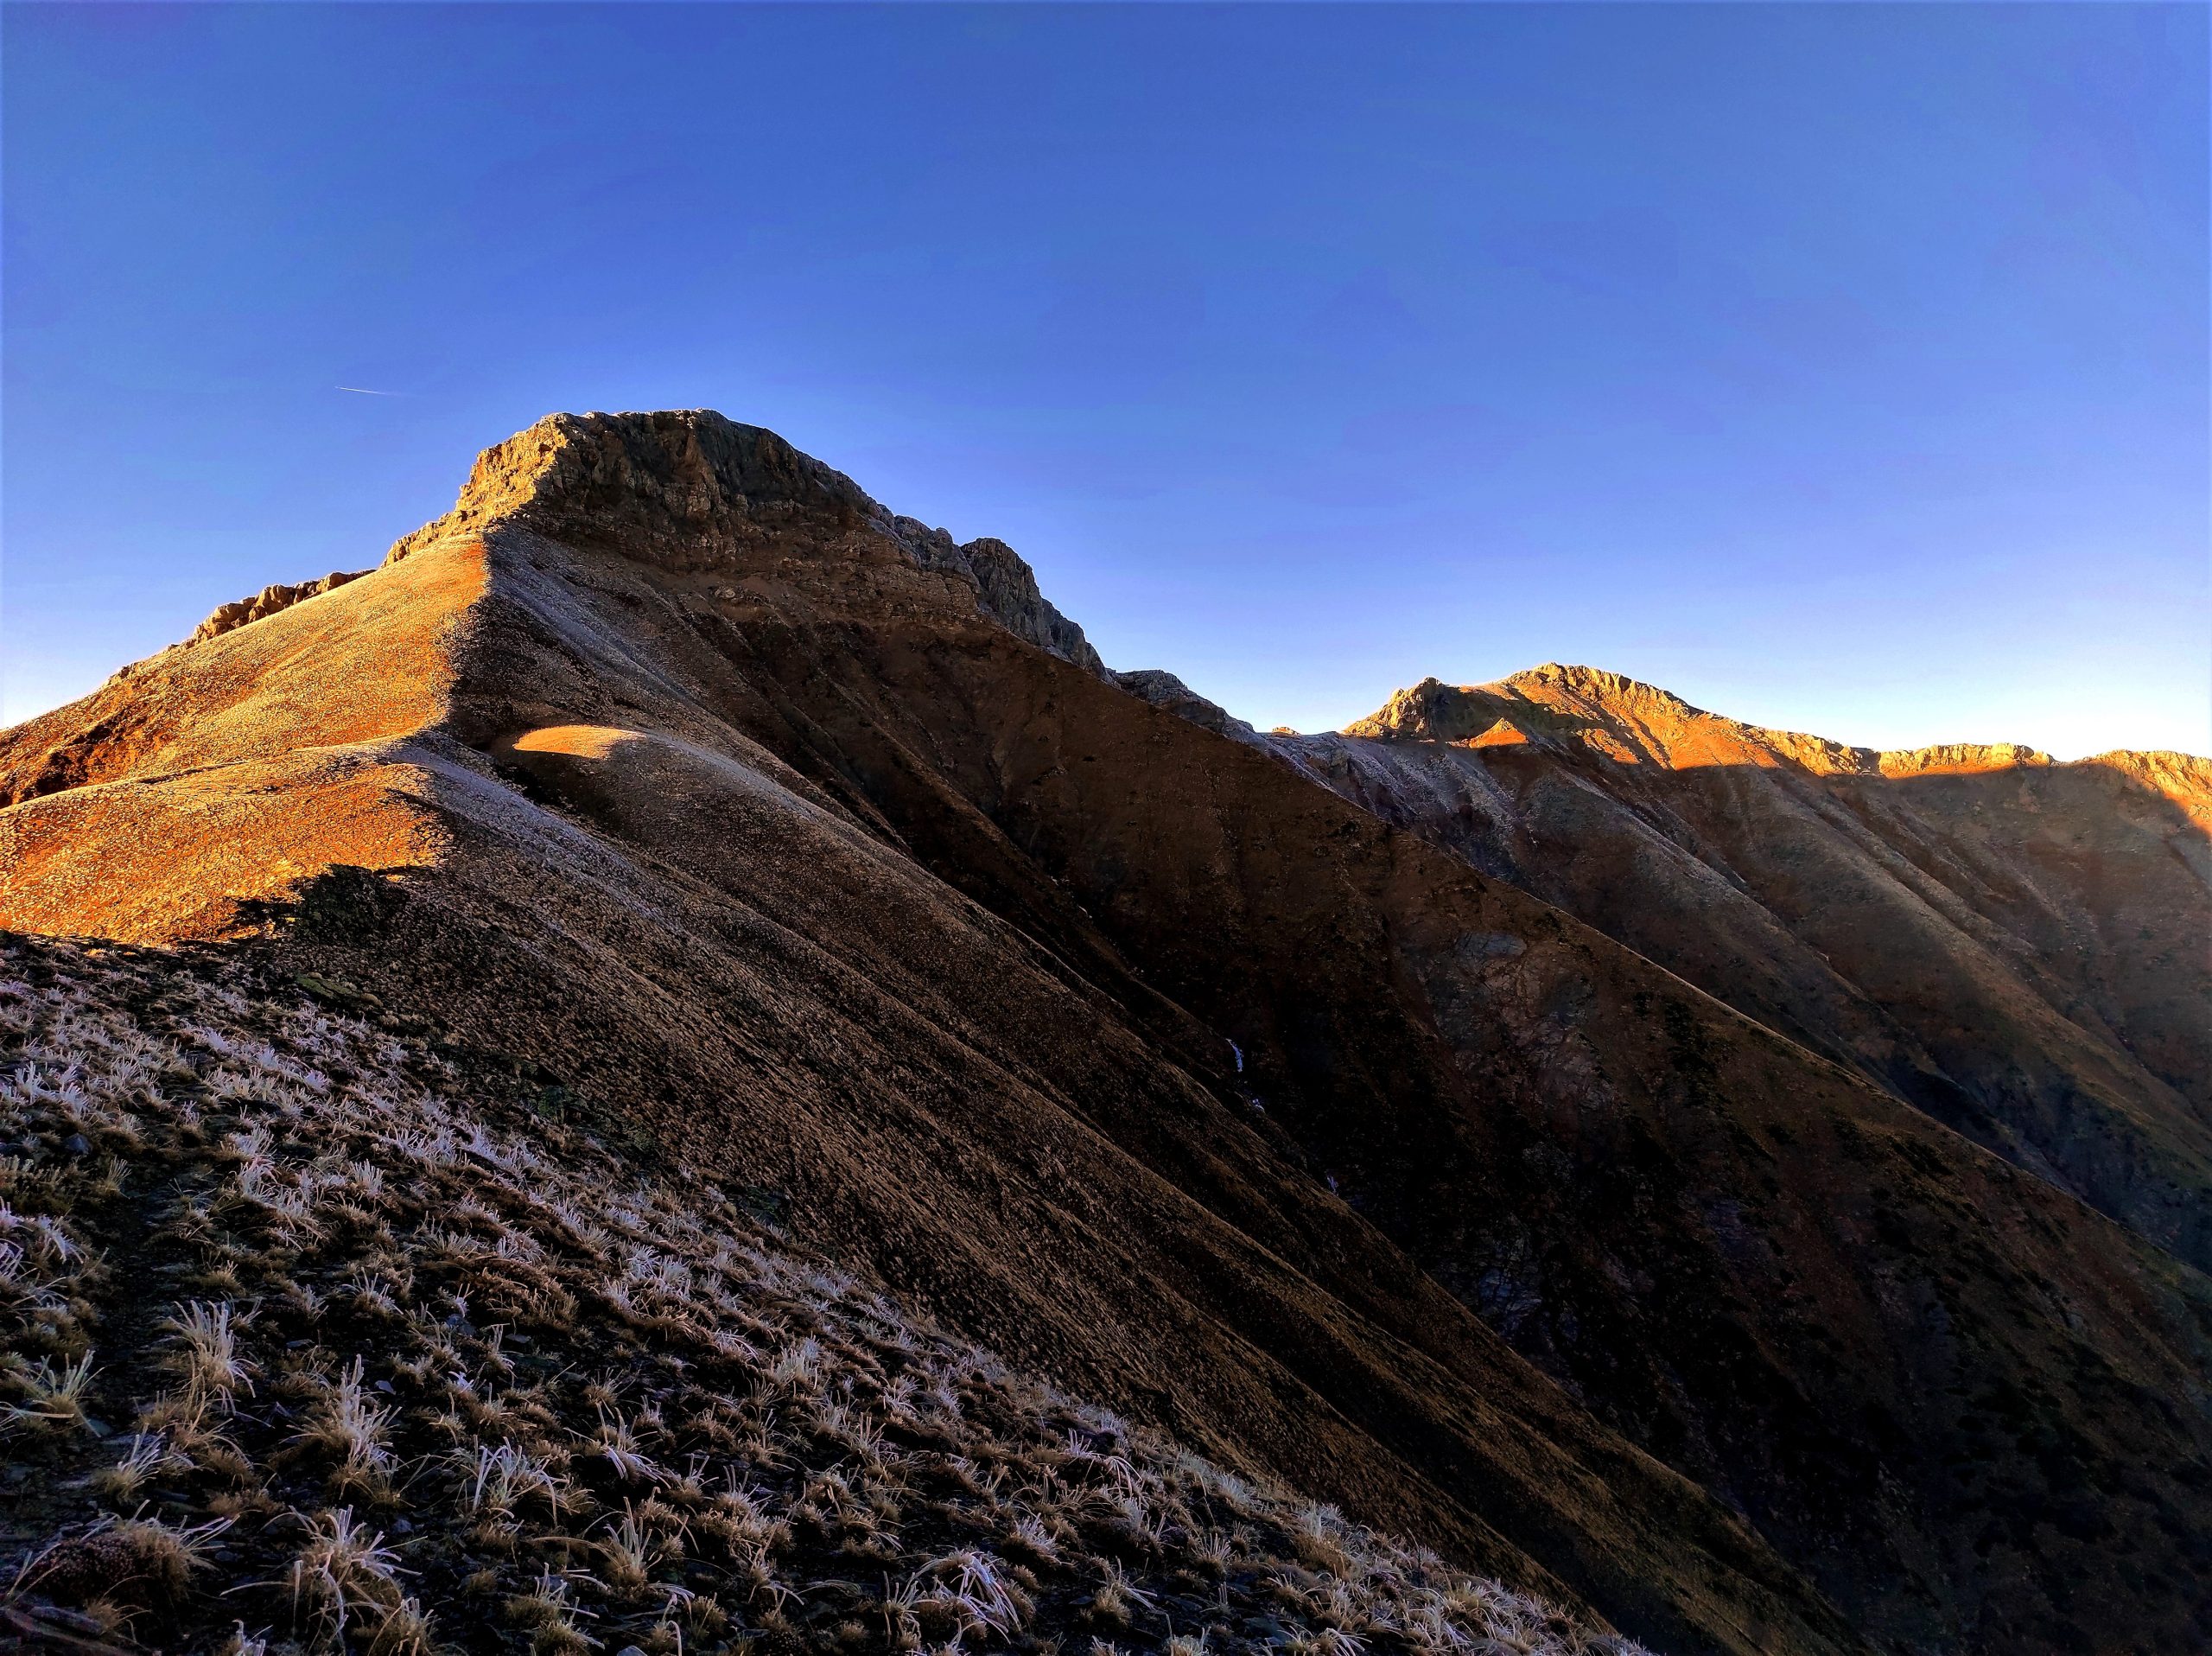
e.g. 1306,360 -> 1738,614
1,411 -> 2207,1656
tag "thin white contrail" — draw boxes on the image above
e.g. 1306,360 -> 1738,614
336,385 -> 404,397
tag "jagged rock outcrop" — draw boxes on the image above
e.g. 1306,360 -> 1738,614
1114,669 -> 1271,748
1345,666 -> 2066,779
906,527 -> 1109,678
186,569 -> 371,646
3,412 -> 2208,1656
389,410 -> 1109,676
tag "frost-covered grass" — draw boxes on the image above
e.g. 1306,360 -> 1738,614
0,936 -> 1643,1656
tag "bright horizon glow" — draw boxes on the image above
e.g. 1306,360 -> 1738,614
5,4 -> 2205,761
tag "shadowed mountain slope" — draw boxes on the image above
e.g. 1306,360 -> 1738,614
0,933 -> 1651,1656
1181,668 -> 2212,1277
3,412 -> 2208,1656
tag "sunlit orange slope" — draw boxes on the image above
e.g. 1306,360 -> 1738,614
0,533 -> 489,939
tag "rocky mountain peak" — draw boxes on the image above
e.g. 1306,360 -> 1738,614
385,410 -> 876,568
1340,664 -> 2083,780
1506,661 -> 1697,706
1339,676 -> 1487,742
392,409 -> 1108,676
1339,666 -> 1689,746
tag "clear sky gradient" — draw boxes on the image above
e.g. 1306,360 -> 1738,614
6,3 -> 2205,756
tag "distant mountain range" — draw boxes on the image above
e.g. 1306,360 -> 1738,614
1122,659 -> 2211,1276
3,411 -> 2205,1655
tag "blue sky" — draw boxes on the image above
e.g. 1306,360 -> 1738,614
6,3 -> 2205,756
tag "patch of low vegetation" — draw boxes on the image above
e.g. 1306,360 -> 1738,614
0,935 -> 1642,1656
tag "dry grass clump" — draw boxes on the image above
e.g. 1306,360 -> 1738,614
0,936 -> 1645,1655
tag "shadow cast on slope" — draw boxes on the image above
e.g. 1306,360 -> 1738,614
1270,729 -> 2212,1281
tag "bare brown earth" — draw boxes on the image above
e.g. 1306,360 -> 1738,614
3,412 -> 2208,1655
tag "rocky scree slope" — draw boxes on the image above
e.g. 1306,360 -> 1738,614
3,411 -> 2209,1656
